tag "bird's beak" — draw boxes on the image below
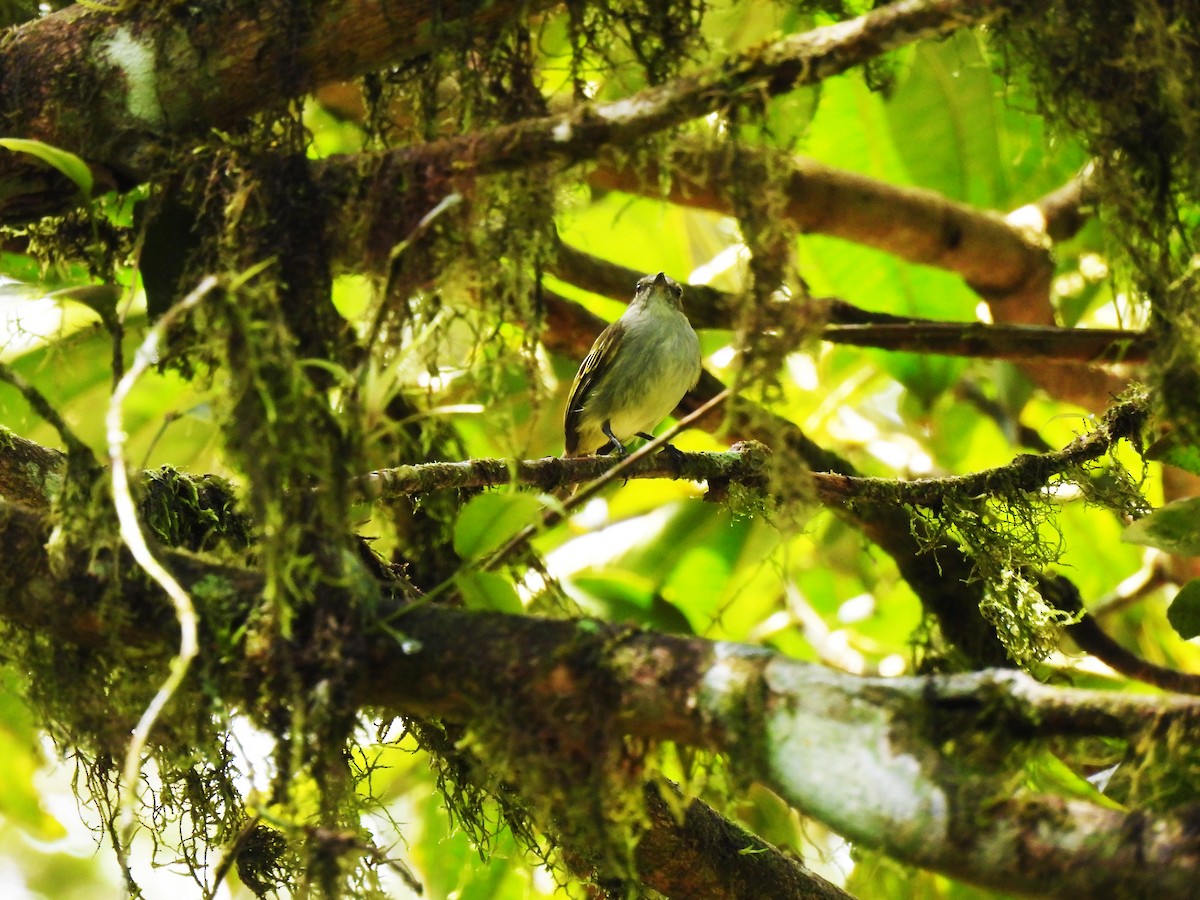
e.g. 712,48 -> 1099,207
653,272 -> 667,287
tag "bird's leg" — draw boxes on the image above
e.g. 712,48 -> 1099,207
601,421 -> 627,457
637,431 -> 685,462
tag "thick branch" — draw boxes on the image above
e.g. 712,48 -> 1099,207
6,489 -> 1199,895
589,135 -> 1051,306
0,425 -> 64,509
366,608 -> 1200,898
0,0 -> 553,220
0,496 -> 841,900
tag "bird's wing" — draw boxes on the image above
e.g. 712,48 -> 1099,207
564,319 -> 624,455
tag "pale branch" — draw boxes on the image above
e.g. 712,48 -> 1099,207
1014,162 -> 1099,244
353,0 -> 1001,178
315,0 -> 1001,272
587,133 -> 1051,308
106,274 -> 217,840
2,493 -> 1198,896
0,0 -> 556,222
357,442 -> 767,500
367,607 -> 1200,898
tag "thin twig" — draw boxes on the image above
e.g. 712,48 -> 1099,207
107,275 -> 219,840
481,389 -> 732,572
809,391 -> 1149,509
0,361 -> 95,462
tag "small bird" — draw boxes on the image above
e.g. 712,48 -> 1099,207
564,271 -> 702,457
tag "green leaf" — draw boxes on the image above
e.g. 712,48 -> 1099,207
0,672 -> 65,840
1145,431 -> 1200,477
0,137 -> 93,196
452,492 -> 543,560
1167,579 -> 1200,640
1024,750 -> 1125,811
48,283 -> 121,324
458,570 -> 523,614
569,570 -> 694,632
1122,498 -> 1200,556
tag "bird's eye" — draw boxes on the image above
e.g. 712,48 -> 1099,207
673,284 -> 683,299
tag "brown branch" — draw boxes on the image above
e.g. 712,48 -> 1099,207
549,241 -> 1151,363
821,321 -> 1150,363
635,782 -> 854,900
1014,162 -> 1099,244
0,425 -> 65,509
1,0 -> 1001,225
586,140 -> 1128,408
588,134 -> 1051,307
0,0 -> 554,221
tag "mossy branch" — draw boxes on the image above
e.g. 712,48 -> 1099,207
809,390 -> 1150,509
0,0 -> 560,222
2,491 -> 1198,896
359,441 -> 765,500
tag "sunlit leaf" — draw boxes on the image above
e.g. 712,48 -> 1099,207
458,569 -> 523,614
1024,750 -> 1126,812
1167,579 -> 1200,640
452,492 -> 543,560
1122,499 -> 1200,556
0,137 -> 93,196
0,673 -> 65,840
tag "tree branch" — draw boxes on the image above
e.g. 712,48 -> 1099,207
358,443 -> 766,500
809,390 -> 1149,509
363,607 -> 1200,898
820,320 -> 1150,363
0,0 -> 555,221
549,240 -> 1151,363
1010,162 -> 1099,244
3,493 -> 1198,897
0,425 -> 64,509
588,134 -> 1051,307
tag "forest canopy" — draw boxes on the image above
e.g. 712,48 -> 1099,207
0,0 -> 1199,898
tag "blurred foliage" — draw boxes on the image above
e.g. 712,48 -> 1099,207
0,0 -> 1194,898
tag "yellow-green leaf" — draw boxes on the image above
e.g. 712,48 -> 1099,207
1122,498 -> 1200,556
0,137 -> 93,196
452,492 -> 542,560
458,570 -> 523,613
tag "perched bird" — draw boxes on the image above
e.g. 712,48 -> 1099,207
563,271 -> 702,457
